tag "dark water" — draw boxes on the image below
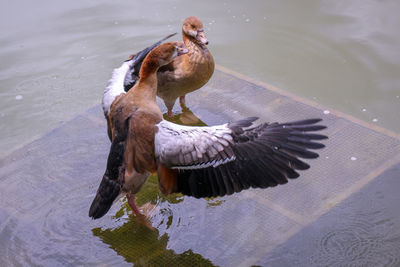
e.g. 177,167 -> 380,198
1,0 -> 400,266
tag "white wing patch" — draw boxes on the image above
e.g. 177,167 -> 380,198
155,120 -> 236,169
102,61 -> 133,116
171,156 -> 236,170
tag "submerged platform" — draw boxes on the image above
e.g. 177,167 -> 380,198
1,66 -> 399,266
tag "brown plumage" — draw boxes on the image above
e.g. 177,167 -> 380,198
157,16 -> 214,117
119,16 -> 214,118
89,42 -> 327,220
90,42 -> 189,219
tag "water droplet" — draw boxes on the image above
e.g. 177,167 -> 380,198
312,97 -> 317,100
350,156 -> 357,161
396,95 -> 399,99
245,18 -> 250,22
323,110 -> 330,115
372,118 -> 378,122
362,108 -> 366,112
233,110 -> 238,114
15,95 -> 23,100
325,156 -> 329,159
263,16 -> 267,20
232,15 -> 236,19
114,21 -> 119,25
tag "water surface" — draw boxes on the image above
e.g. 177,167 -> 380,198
1,0 -> 400,266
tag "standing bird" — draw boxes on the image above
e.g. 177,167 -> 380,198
89,42 -> 327,219
102,16 -> 214,123
156,16 -> 214,117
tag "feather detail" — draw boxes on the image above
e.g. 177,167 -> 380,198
154,118 -> 327,198
102,33 -> 177,117
102,62 -> 130,116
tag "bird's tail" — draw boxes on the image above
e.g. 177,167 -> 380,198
89,131 -> 127,219
89,174 -> 122,219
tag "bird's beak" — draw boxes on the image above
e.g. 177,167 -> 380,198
196,30 -> 209,45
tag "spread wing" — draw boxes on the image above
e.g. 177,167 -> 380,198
155,118 -> 327,198
155,119 -> 244,169
123,33 -> 177,92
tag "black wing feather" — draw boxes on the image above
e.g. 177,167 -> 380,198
176,118 -> 327,198
88,117 -> 131,219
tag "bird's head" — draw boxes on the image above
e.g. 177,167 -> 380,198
148,42 -> 189,67
182,16 -> 209,45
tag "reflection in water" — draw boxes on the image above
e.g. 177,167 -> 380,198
163,104 -> 208,126
92,216 -> 215,266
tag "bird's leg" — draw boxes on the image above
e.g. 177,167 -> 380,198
126,193 -> 142,216
167,109 -> 174,118
179,95 -> 186,107
126,194 -> 155,230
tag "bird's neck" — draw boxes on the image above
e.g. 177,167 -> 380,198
139,56 -> 160,81
182,31 -> 205,48
134,57 -> 160,102
182,33 -> 209,62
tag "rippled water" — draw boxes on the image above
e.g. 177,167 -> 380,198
1,0 -> 400,266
